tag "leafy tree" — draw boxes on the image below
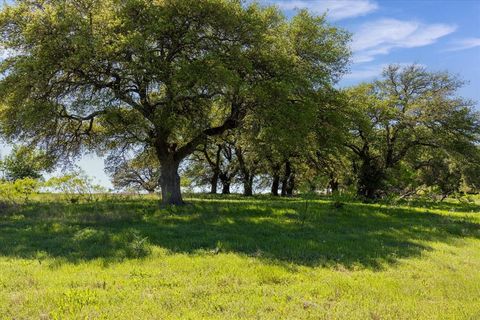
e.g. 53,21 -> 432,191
234,141 -> 261,196
217,139 -> 239,194
307,149 -> 353,194
199,143 -> 223,194
0,145 -> 52,181
228,11 -> 351,197
105,150 -> 160,193
407,146 -> 480,198
45,170 -> 105,203
0,1 -> 349,205
417,151 -> 462,200
184,135 -> 239,194
344,65 -> 480,200
183,150 -> 220,194
460,148 -> 480,193
0,0 -> 297,204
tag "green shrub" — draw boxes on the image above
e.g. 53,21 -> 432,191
123,230 -> 151,259
45,171 -> 106,203
0,177 -> 40,203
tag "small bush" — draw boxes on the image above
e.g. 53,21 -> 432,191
0,178 -> 40,204
122,230 -> 151,259
45,171 -> 106,203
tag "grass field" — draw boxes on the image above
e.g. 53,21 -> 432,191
0,194 -> 479,319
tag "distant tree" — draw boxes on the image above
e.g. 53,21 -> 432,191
461,147 -> 480,193
345,65 -> 480,200
200,143 -> 223,194
234,142 -> 261,196
217,140 -> 239,195
184,135 -> 239,194
0,1 -> 349,205
45,170 -> 106,203
0,177 -> 40,203
416,150 -> 462,200
183,152 -> 218,194
462,164 -> 480,194
408,146 -> 480,198
307,149 -> 353,194
105,151 -> 160,194
0,145 -> 52,181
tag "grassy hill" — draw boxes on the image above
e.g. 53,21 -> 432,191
1,195 -> 479,319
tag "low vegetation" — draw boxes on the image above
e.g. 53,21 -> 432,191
1,194 -> 479,319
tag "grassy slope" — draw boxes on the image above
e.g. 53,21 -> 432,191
0,195 -> 479,319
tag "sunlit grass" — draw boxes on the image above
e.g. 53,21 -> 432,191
0,194 -> 479,319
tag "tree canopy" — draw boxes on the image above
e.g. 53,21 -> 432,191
344,65 -> 480,199
0,145 -> 52,181
0,0 -> 350,204
0,1 -> 478,203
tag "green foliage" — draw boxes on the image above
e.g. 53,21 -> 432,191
122,230 -> 152,259
105,150 -> 160,193
0,0 -> 350,204
461,157 -> 480,193
45,171 -> 106,203
344,65 -> 480,200
0,177 -> 40,204
0,145 -> 52,181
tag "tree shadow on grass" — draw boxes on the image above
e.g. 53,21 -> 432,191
0,197 -> 479,270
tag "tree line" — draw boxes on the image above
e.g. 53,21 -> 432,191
0,0 -> 478,205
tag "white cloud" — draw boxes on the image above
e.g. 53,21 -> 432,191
445,37 -> 480,52
275,0 -> 378,21
352,19 -> 456,63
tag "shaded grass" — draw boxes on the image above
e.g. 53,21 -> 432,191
0,194 -> 479,319
1,196 -> 478,268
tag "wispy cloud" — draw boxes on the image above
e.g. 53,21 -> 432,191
352,19 -> 456,63
274,0 -> 378,21
445,37 -> 480,52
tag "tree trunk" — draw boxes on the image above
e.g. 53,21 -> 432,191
160,159 -> 183,205
235,146 -> 253,196
243,174 -> 253,196
309,181 -> 316,193
356,158 -> 384,200
222,182 -> 231,194
210,171 -> 219,194
286,173 -> 295,196
281,160 -> 292,197
219,171 -> 233,195
271,173 -> 280,196
281,181 -> 287,196
329,175 -> 339,194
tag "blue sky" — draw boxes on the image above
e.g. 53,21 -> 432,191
270,0 -> 480,97
1,0 -> 479,188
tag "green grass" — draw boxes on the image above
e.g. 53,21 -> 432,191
1,194 -> 479,319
